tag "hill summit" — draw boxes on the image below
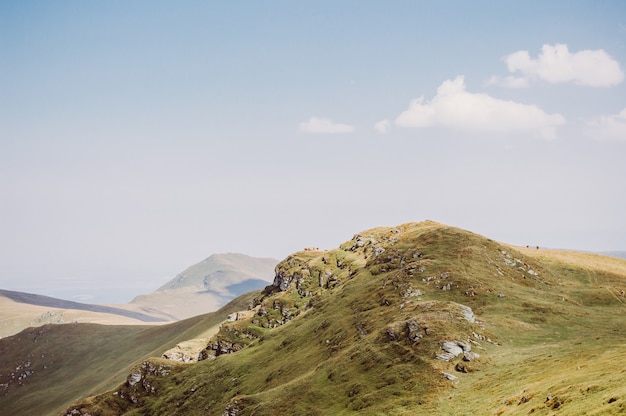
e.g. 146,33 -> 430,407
65,221 -> 626,415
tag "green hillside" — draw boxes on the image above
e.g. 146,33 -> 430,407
61,221 -> 626,415
0,292 -> 258,416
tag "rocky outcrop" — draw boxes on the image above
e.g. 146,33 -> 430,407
436,338 -> 476,361
197,324 -> 262,361
124,361 -> 171,391
162,340 -> 207,363
272,269 -> 295,291
64,361 -> 173,415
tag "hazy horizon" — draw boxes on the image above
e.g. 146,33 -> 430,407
2,1 -> 625,304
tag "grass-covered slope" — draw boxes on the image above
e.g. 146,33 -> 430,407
0,292 -> 258,416
64,221 -> 626,415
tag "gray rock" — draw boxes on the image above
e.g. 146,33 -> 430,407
442,372 -> 458,381
372,245 -> 385,257
457,303 -> 476,323
441,341 -> 463,356
456,340 -> 471,352
272,270 -> 293,291
127,371 -> 142,386
435,352 -> 458,362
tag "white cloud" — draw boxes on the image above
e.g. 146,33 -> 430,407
485,75 -> 529,88
374,119 -> 390,134
586,108 -> 626,141
298,117 -> 354,134
395,76 -> 566,139
503,43 -> 624,87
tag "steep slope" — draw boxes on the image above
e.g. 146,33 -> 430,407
126,253 -> 277,320
63,221 -> 626,415
0,292 -> 259,416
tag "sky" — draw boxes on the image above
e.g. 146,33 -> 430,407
1,1 -> 626,304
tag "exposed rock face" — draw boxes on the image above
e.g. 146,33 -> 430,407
200,339 -> 243,360
272,269 -> 294,291
162,346 -> 200,363
124,361 -> 171,391
127,370 -> 142,386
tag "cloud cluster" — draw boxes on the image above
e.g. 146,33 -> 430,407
490,43 -> 624,87
300,44 -> 622,141
586,108 -> 626,141
299,117 -> 354,134
395,76 -> 565,139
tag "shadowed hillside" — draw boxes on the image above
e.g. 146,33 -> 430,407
62,221 -> 626,415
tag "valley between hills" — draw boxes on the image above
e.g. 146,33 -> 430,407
2,221 -> 626,415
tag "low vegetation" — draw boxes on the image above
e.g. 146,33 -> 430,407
59,221 -> 626,415
0,293 -> 258,416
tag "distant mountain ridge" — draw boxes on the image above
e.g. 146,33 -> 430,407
126,253 -> 278,321
0,290 -> 164,340
156,252 -> 276,294
0,289 -> 164,322
1,253 -> 278,338
0,293 -> 259,416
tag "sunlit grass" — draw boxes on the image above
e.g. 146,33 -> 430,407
14,221 -> 626,415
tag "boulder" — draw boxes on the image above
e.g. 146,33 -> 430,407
442,372 -> 458,381
406,319 -> 423,342
441,341 -> 463,356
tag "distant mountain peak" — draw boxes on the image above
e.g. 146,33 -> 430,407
128,253 -> 278,320
157,252 -> 277,291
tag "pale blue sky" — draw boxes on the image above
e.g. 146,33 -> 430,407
2,1 -> 626,303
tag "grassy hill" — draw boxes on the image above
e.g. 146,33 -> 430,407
60,221 -> 626,415
0,292 -> 259,416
